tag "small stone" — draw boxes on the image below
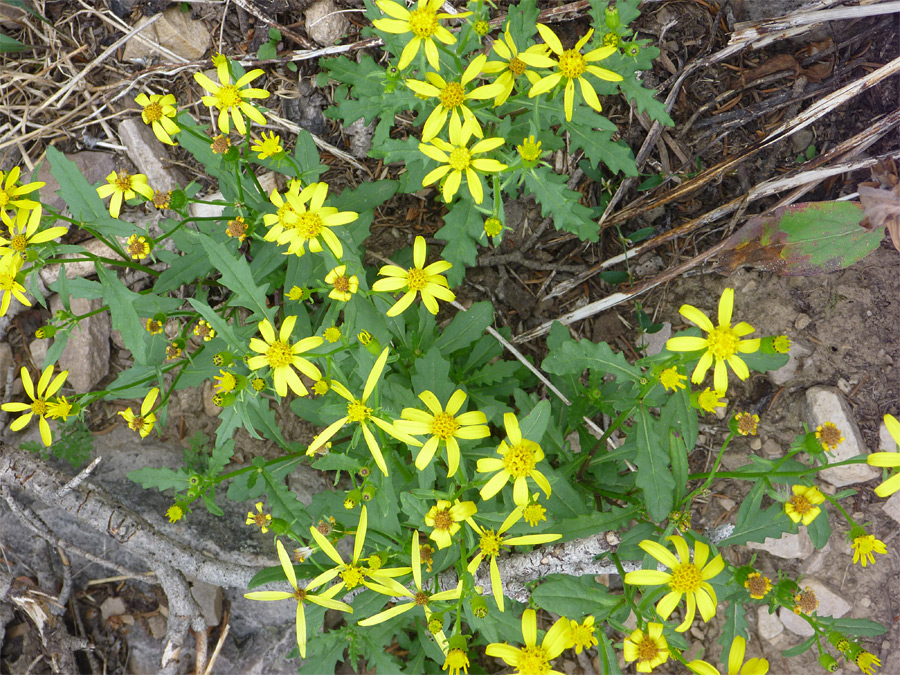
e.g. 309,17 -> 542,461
742,280 -> 758,295
100,596 -> 127,622
757,605 -> 784,641
791,128 -> 814,155
778,579 -> 850,637
28,339 -> 49,368
190,581 -> 223,628
715,399 -> 729,420
117,118 -> 185,193
860,597 -> 872,607
305,0 -> 348,46
719,497 -> 736,511
836,377 -> 852,395
0,342 -> 13,393
690,624 -> 705,640
882,491 -> 900,526
51,296 -> 110,393
122,6 -> 210,63
346,118 -> 376,159
636,322 -> 672,357
749,437 -> 762,451
804,386 -> 879,487
565,431 -> 582,454
190,191 -> 225,220
794,313 -> 811,331
761,438 -> 782,459
147,614 -> 167,639
36,151 -> 117,215
39,238 -> 120,287
880,419 -> 899,452
768,339 -> 812,386
747,527 -> 813,559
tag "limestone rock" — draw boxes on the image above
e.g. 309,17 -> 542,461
880,418 -> 899,452
28,338 -> 48,369
122,7 -> 210,63
882,491 -> 900,526
0,342 -> 14,392
117,118 -> 185,193
36,151 -> 116,215
636,322 -> 672,357
51,296 -> 111,393
747,527 -> 813,560
190,580 -> 223,627
305,0 -> 348,46
757,605 -> 784,642
768,339 -> 812,386
100,596 -> 127,622
804,386 -> 879,487
778,579 -> 850,637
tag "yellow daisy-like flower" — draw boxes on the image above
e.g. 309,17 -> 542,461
2,365 -> 69,446
851,534 -> 887,567
305,347 -> 421,475
665,288 -> 762,394
744,572 -> 772,600
134,92 -> 180,145
424,499 -> 477,550
372,235 -> 455,317
466,506 -> 561,611
406,54 -> 503,142
477,412 -> 551,506
263,180 -> 302,240
419,116 -> 507,204
482,26 -> 550,106
214,369 -> 237,394
244,539 -> 351,658
210,134 -> 232,154
193,58 -> 269,135
0,166 -> 44,218
815,421 -> 844,452
118,387 -> 160,438
286,285 -> 309,302
697,387 -> 726,413
566,616 -> 598,654
47,396 -> 73,421
126,234 -> 151,260
274,182 -> 357,259
784,484 -> 825,526
395,389 -> 489,477
526,24 -> 623,122
324,265 -> 359,302
772,335 -> 792,353
792,586 -> 818,615
485,608 -> 569,674
868,413 -> 900,497
359,531 -> 462,637
166,504 -> 185,523
193,319 -> 216,341
659,366 -> 687,392
246,501 -> 272,533
0,205 -> 67,259
247,316 -> 323,398
96,170 -> 154,219
251,130 -> 283,159
0,252 -> 30,316
623,622 -> 669,673
372,0 -> 467,71
734,412 -> 759,436
516,135 -> 543,163
522,493 -> 547,527
323,326 -> 341,343
306,505 -> 411,593
687,635 -> 769,675
442,645 -> 470,675
623,535 -> 724,632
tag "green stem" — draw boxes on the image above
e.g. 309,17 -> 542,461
688,456 -> 869,481
682,431 -> 735,507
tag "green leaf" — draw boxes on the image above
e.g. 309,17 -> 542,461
435,197 -> 483,287
717,599 -> 749,663
531,574 -> 620,619
467,360 -> 521,387
333,180 -> 398,212
313,452 -> 363,473
806,509 -> 831,548
411,347 -> 452,403
262,469 -> 311,529
619,77 -> 674,126
95,266 -> 148,366
597,632 -> 623,675
633,407 -> 675,521
554,506 -> 639,539
127,466 -> 191,492
524,167 -> 597,241
197,232 -> 272,322
818,617 -> 887,637
721,482 -> 789,546
518,399 -> 551,444
781,634 -> 817,658
154,232 -> 213,294
567,108 -> 638,176
542,337 -> 642,383
0,33 -> 29,53
716,202 -> 881,276
669,432 -> 688,505
207,441 -> 234,477
435,301 -> 494,354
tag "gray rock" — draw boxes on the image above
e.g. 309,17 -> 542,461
791,128 -> 814,155
147,614 -> 167,639
122,7 -> 210,63
0,342 -> 15,391
117,118 -> 185,193
305,0 -> 348,46
636,322 -> 672,357
880,418 -> 899,452
882,491 -> 900,526
768,339 -> 812,386
747,527 -> 813,559
190,579 -> 223,627
51,296 -> 110,393
778,579 -> 850,637
100,596 -> 127,621
345,117 -> 376,159
804,386 -> 879,487
757,605 -> 784,642
28,338 -> 49,368
36,151 -> 117,215
761,438 -> 782,459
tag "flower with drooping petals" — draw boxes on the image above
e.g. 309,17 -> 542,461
2,365 -> 69,446
96,170 -> 154,219
566,616 -> 598,654
477,412 -> 551,506
247,316 -> 322,397
485,608 -> 569,673
372,0 -> 467,70
851,534 -> 887,567
118,387 -> 160,438
134,93 -> 180,145
193,57 -> 269,135
372,235 -> 455,317
623,622 -> 669,673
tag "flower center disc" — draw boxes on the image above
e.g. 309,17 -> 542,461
433,509 -> 452,530
479,530 -> 502,556
414,591 -> 429,606
558,49 -> 587,79
508,57 -> 527,76
707,325 -> 739,359
517,645 -> 551,675
114,172 -> 133,192
408,7 -> 437,38
333,275 -> 350,292
297,212 -> 323,238
669,562 -> 702,593
503,441 -> 537,478
0,191 -> 9,207
10,235 -> 27,252
637,637 -> 660,661
30,399 -> 47,416
293,588 -> 307,602
791,495 -> 812,515
439,82 -> 465,108
0,272 -> 15,291
340,565 -> 366,589
217,84 -> 242,109
347,399 -> 371,423
448,147 -> 471,172
265,340 -> 293,368
144,102 -> 163,123
406,267 -> 428,291
431,412 -> 459,440
129,416 -> 145,431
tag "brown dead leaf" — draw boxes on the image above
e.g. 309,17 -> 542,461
742,54 -> 800,84
858,185 -> 900,253
804,61 -> 833,83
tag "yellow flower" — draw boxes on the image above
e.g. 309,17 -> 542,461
134,93 -> 180,145
0,254 -> 30,316
244,539 -> 351,658
784,484 -> 825,526
815,421 -> 844,451
287,285 -> 309,302
0,166 -> 44,218
419,116 -> 506,204
395,389 -> 489,476
405,54 -> 504,142
306,505 -> 411,593
522,494 -> 547,527
734,412 -> 759,436
623,535 -> 724,632
324,265 -> 359,302
856,651 -> 881,675
210,134 -> 232,154
214,369 -> 237,394
623,622 -> 669,673
481,26 -> 550,106
527,24 -> 623,122
2,365 -> 69,446
477,412 -> 551,506
851,534 -> 887,567
246,502 -> 272,533
659,366 -> 687,392
372,235 -> 455,317
697,387 -> 726,413
484,217 -> 503,237
226,216 -> 247,241
126,234 -> 151,260
516,135 -> 543,163
262,180 -> 302,241
687,635 -> 768,675
372,0 -> 467,70
466,507 -> 560,611
566,616 -> 598,654
743,572 -> 772,600
272,182 -> 357,259
792,586 -> 818,615
424,499 -> 477,549
442,645 -> 470,675
118,388 -> 160,438
47,396 -> 73,421
359,531 -> 462,636
772,335 -> 792,353
305,347 -> 421,475
0,204 -> 67,258
485,608 -> 569,674
153,189 -> 172,209
193,58 -> 269,135
665,288 -> 761,394
96,170 -> 154,219
146,318 -> 164,334
166,504 -> 185,523
247,316 -> 323,397
193,319 -> 216,341
323,326 -> 341,343
251,130 -> 283,159
868,413 -> 900,497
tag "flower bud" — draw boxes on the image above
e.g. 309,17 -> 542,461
427,613 -> 444,634
827,631 -> 850,653
213,351 -> 234,367
168,189 -> 188,211
344,489 -> 362,510
818,654 -> 839,672
473,19 -> 490,36
35,325 -> 57,339
471,594 -> 488,618
605,6 -> 620,29
212,392 -> 236,407
361,484 -> 376,501
269,518 -> 290,535
358,330 -> 382,356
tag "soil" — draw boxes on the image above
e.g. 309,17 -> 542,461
1,0 -> 898,673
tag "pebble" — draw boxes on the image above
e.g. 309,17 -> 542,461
794,313 -> 811,331
147,614 -> 167,639
761,438 -> 782,459
747,527 -> 813,560
122,6 -> 210,62
117,118 -> 185,193
767,339 -> 812,386
636,321 -> 672,357
749,437 -> 762,451
100,596 -> 127,622
190,580 -> 224,627
305,0 -> 348,46
757,605 -> 784,641
881,491 -> 900,526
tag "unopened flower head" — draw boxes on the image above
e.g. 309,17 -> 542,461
322,325 -> 341,343
484,217 -> 503,237
97,170 -> 154,219
372,236 -> 456,317
193,57 -> 270,135
773,335 -> 792,353
697,387 -> 726,413
135,93 -> 180,145
784,484 -> 825,526
856,651 -> 881,675
287,285 -> 309,302
567,616 -> 598,654
517,135 -> 543,162
522,494 -> 547,527
166,504 -> 185,523
210,134 -> 232,154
